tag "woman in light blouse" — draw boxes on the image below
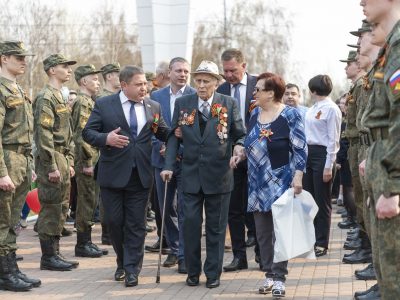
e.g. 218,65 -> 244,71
231,72 -> 307,297
303,74 -> 342,257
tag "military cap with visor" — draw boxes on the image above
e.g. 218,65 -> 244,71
43,54 -> 76,71
100,62 -> 120,75
0,41 -> 34,56
74,64 -> 102,82
339,50 -> 358,63
350,20 -> 372,37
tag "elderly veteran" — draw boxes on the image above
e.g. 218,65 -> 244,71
161,60 -> 246,289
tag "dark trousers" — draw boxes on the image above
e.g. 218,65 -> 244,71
101,169 -> 149,275
254,211 -> 288,282
302,145 -> 333,249
183,191 -> 230,280
228,161 -> 258,259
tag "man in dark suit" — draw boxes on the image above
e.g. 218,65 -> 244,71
149,57 -> 196,273
82,65 -> 170,287
217,49 -> 259,271
161,60 -> 246,288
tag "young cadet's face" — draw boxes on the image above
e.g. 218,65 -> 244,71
1,55 -> 27,76
345,61 -> 360,80
358,53 -> 371,70
361,0 -> 392,24
359,32 -> 373,56
371,23 -> 386,47
52,64 -> 72,83
82,73 -> 100,96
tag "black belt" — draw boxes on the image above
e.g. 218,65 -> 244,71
2,144 -> 32,157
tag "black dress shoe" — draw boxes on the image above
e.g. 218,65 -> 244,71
314,246 -> 327,257
145,239 -> 171,254
186,275 -> 199,286
355,263 -> 376,280
125,272 -> 138,287
343,238 -> 361,250
114,268 -> 125,281
354,283 -> 380,299
206,278 -> 220,288
223,257 -> 248,272
245,236 -> 256,247
338,217 -> 357,229
342,248 -> 372,264
178,259 -> 187,274
163,254 -> 178,267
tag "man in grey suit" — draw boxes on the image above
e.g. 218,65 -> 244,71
161,60 -> 246,289
82,66 -> 170,287
149,57 -> 196,273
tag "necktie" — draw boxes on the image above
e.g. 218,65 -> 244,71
129,101 -> 138,138
233,83 -> 241,111
201,101 -> 210,121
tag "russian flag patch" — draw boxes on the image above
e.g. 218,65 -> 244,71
389,69 -> 400,94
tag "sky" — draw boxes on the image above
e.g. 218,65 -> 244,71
54,0 -> 364,90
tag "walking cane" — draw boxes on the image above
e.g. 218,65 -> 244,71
156,179 -> 169,283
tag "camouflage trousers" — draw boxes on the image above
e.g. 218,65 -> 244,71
348,143 -> 365,230
0,151 -> 31,256
365,140 -> 400,299
36,152 -> 70,240
75,169 -> 99,233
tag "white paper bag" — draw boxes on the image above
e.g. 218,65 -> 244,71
271,188 -> 319,263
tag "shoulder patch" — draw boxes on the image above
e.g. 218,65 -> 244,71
389,69 -> 400,95
40,113 -> 54,128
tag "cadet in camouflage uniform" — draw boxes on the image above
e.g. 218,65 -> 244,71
34,54 -> 79,272
0,41 -> 41,292
71,65 -> 105,258
360,1 -> 400,298
97,62 -> 120,245
98,62 -> 120,98
353,22 -> 383,300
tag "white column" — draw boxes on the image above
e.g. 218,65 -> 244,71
136,0 -> 195,72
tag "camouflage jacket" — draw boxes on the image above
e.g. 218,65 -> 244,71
34,84 -> 74,172
71,92 -> 98,169
96,88 -> 113,99
362,20 -> 400,196
345,76 -> 364,139
0,77 -> 33,177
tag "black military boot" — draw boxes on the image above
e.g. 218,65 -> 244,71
8,252 -> 41,287
87,228 -> 108,255
40,238 -> 73,271
338,216 -> 357,229
343,237 -> 361,250
342,248 -> 372,264
0,254 -> 32,291
75,232 -> 103,258
355,263 -> 376,280
54,236 -> 79,268
101,223 -> 112,245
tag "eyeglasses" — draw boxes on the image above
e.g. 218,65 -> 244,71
254,87 -> 265,93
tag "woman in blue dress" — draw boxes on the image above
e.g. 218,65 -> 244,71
231,72 -> 307,297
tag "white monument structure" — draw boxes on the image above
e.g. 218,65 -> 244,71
136,0 -> 195,72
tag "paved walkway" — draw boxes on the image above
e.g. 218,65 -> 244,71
2,205 -> 375,300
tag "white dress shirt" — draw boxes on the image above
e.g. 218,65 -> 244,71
119,91 -> 146,136
305,97 -> 342,169
169,85 -> 185,117
230,73 -> 247,125
198,94 -> 214,114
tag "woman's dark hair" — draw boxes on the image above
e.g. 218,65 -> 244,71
308,74 -> 333,96
257,72 -> 286,101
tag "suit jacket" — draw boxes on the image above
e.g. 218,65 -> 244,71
163,92 -> 246,194
82,93 -> 170,189
150,85 -> 196,169
216,73 -> 257,128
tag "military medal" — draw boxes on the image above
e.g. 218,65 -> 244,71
151,113 -> 159,133
211,103 -> 228,144
178,109 -> 195,126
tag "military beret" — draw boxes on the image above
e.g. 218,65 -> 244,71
100,62 -> 120,75
74,64 -> 102,82
0,41 -> 34,56
339,50 -> 358,63
350,19 -> 372,37
43,54 -> 76,71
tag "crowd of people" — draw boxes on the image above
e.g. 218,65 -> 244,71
0,1 -> 399,299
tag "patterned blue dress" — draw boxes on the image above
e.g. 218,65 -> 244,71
246,106 -> 307,212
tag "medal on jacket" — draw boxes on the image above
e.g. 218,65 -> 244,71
362,75 -> 371,90
315,110 -> 322,119
211,104 -> 228,144
178,109 -> 196,126
151,113 -> 159,133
